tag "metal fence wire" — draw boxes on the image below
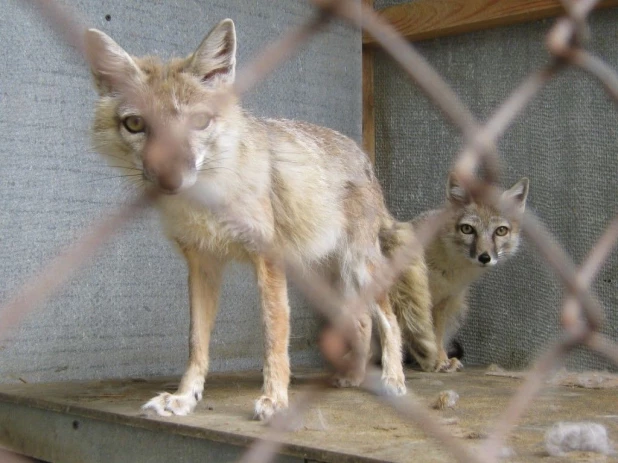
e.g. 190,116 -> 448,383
1,0 -> 618,462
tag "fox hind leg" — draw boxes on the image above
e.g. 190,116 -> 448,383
375,295 -> 407,395
332,249 -> 406,396
331,309 -> 372,389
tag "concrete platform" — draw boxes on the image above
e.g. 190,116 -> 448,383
0,368 -> 616,462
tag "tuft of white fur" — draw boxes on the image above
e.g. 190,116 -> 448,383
545,422 -> 614,456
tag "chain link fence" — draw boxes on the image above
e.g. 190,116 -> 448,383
1,0 -> 618,462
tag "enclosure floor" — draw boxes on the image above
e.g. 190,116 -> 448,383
0,367 -> 616,462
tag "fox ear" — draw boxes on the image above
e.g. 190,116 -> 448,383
189,19 -> 237,87
446,173 -> 470,205
85,29 -> 143,96
502,177 -> 529,212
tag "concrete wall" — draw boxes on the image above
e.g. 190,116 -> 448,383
0,1 -> 361,383
373,2 -> 618,370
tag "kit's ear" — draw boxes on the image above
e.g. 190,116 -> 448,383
502,177 -> 529,213
446,172 -> 470,205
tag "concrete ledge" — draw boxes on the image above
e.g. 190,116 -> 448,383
0,369 -> 616,462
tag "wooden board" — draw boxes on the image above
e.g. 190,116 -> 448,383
363,0 -> 618,44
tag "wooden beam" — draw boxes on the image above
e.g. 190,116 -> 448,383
363,0 -> 618,44
362,0 -> 376,163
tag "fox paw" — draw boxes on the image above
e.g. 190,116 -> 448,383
141,391 -> 199,417
436,358 -> 464,373
381,375 -> 407,396
254,395 -> 287,421
332,371 -> 364,389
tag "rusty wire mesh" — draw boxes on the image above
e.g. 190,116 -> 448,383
1,0 -> 618,462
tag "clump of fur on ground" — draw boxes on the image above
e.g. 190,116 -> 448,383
545,422 -> 614,456
431,390 -> 459,410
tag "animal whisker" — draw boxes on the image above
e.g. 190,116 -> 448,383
85,173 -> 144,184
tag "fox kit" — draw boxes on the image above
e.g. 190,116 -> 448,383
85,19 -> 431,420
387,174 -> 529,372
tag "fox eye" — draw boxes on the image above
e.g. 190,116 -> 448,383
189,113 -> 211,131
459,224 -> 474,234
122,115 -> 146,134
495,226 -> 509,236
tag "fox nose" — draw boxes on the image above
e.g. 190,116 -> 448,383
157,169 -> 184,194
478,252 -> 491,264
143,165 -> 184,194
143,137 -> 194,194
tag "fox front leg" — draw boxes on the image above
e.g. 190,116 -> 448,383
253,256 -> 291,421
142,247 -> 224,416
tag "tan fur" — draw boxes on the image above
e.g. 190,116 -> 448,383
380,221 -> 437,372
389,174 -> 529,372
85,19 -> 425,420
254,256 -> 291,418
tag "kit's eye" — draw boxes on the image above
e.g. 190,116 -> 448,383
459,224 -> 474,234
495,226 -> 509,237
122,115 -> 146,134
190,113 -> 211,130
